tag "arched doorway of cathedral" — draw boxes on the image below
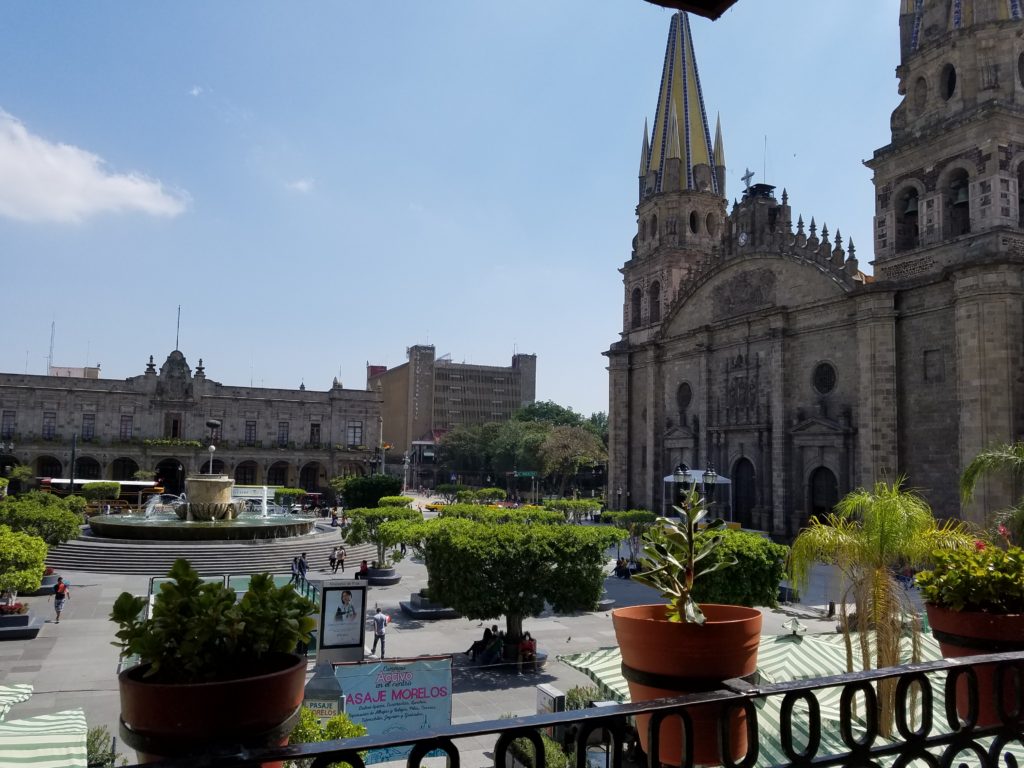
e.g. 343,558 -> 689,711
199,458 -> 226,474
731,458 -> 756,529
74,456 -> 102,480
267,461 -> 290,487
299,462 -> 323,492
808,466 -> 839,524
153,458 -> 183,495
110,457 -> 140,482
35,455 -> 63,479
234,460 -> 259,486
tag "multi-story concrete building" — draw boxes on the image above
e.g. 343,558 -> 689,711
367,345 -> 537,486
0,349 -> 381,496
607,3 -> 1024,536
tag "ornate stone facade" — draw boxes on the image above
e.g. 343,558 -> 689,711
0,350 -> 381,496
607,3 -> 1024,536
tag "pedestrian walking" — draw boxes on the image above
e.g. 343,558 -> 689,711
329,547 -> 339,573
53,577 -> 70,623
289,557 -> 300,585
298,552 -> 309,582
370,606 -> 389,658
336,545 -> 346,574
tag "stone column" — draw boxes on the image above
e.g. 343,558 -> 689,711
855,291 -> 899,488
953,264 -> 1024,526
768,318 -> 788,535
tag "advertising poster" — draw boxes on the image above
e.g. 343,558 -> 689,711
336,657 -> 453,764
320,585 -> 366,649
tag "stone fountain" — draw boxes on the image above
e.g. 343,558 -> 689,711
178,474 -> 239,521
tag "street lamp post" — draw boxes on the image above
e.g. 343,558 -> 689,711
702,465 -> 718,518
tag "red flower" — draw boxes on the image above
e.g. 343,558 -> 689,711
975,539 -> 987,551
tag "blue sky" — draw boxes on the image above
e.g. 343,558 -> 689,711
0,2 -> 898,417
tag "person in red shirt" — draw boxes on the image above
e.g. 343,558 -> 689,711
53,577 -> 70,624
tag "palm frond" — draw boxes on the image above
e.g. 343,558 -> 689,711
960,442 -> 1024,504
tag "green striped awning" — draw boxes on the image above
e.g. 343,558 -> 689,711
0,708 -> 87,767
0,685 -> 33,721
559,632 -> 959,766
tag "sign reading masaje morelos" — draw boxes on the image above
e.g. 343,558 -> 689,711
335,656 -> 453,764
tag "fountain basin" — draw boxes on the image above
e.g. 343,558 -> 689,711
180,475 -> 238,521
89,514 -> 317,541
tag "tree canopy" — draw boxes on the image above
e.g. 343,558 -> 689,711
331,474 -> 402,509
416,517 -> 621,640
0,524 -> 47,595
0,491 -> 81,546
345,507 -> 423,566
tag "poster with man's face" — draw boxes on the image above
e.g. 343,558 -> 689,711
320,584 -> 366,649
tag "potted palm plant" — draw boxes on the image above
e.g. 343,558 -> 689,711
788,477 -> 975,737
916,539 -> 1024,726
612,487 -> 761,766
111,558 -> 315,766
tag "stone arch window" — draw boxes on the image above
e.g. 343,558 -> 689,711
945,168 -> 971,237
895,187 -> 920,252
1017,162 -> 1024,228
705,212 -> 718,238
648,281 -> 661,323
689,210 -> 699,234
630,287 -> 642,329
676,382 -> 692,425
809,466 -> 839,519
940,63 -> 957,101
650,214 -> 658,239
812,361 -> 837,395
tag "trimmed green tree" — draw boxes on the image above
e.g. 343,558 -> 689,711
434,484 -> 461,504
331,474 -> 401,509
475,488 -> 507,503
691,529 -> 789,608
81,482 -> 121,505
0,491 -> 81,546
538,426 -> 607,497
602,510 -> 658,563
545,499 -> 601,524
377,496 -> 413,508
345,507 -> 423,567
274,487 -> 306,508
437,505 -> 564,525
8,465 -> 36,494
0,525 -> 47,597
417,517 -> 622,641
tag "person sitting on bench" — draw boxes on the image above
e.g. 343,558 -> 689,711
517,631 -> 537,673
479,626 -> 505,665
466,627 -> 492,661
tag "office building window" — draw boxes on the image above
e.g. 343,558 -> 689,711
245,420 -> 257,446
347,421 -> 363,446
42,412 -> 56,440
120,415 -> 133,441
277,421 -> 289,447
82,414 -> 95,442
309,423 -> 321,447
0,411 -> 13,439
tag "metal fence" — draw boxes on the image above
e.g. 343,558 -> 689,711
124,650 -> 1024,768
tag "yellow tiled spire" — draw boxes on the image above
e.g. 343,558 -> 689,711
643,11 -> 718,195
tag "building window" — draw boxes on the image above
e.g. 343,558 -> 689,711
120,415 -> 134,441
82,413 -> 95,442
42,412 -> 56,440
812,362 -> 837,395
309,423 -> 321,447
164,413 -> 182,439
946,169 -> 971,238
895,188 -> 920,252
631,288 -> 643,329
244,420 -> 257,446
0,411 -> 13,439
277,422 -> 290,448
347,421 -> 363,447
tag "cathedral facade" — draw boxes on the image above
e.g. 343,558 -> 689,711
607,2 -> 1024,537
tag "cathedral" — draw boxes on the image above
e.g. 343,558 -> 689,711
606,1 -> 1024,538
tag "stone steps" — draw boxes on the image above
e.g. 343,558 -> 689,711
46,525 -> 377,576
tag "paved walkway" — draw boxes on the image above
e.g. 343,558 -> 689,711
0,502 -> 858,765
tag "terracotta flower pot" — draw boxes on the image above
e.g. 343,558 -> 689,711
926,603 -> 1024,727
612,603 -> 762,766
119,652 -> 305,767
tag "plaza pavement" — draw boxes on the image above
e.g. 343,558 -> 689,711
0,511 -> 862,766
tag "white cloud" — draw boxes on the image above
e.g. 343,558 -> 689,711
188,85 -> 205,97
286,178 -> 314,194
0,110 -> 188,224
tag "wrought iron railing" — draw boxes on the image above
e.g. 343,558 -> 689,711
124,650 -> 1024,768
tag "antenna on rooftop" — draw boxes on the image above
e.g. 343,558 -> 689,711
47,321 -> 55,375
175,306 -> 181,350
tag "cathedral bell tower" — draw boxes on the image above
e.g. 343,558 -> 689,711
622,11 -> 727,338
866,0 -> 1024,523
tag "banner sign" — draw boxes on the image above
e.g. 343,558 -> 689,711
319,583 -> 367,650
336,657 -> 453,764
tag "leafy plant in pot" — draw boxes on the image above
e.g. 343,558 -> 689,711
916,540 -> 1024,726
111,558 -> 315,766
612,487 -> 762,766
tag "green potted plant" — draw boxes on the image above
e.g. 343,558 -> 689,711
111,558 -> 315,766
916,539 -> 1024,726
611,487 -> 761,766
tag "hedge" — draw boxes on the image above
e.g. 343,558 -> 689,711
690,529 -> 790,608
